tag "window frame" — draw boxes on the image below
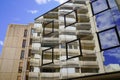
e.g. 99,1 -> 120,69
64,9 -> 78,28
66,38 -> 82,60
42,47 -> 54,66
90,0 -> 111,15
24,29 -> 27,37
43,20 -> 54,37
22,39 -> 26,48
97,26 -> 120,51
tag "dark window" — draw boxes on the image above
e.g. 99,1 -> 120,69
24,29 -> 27,37
41,68 -> 57,72
29,39 -> 32,45
30,66 -> 34,72
20,50 -> 25,59
18,62 -> 23,73
22,40 -> 26,48
17,76 -> 21,80
37,32 -> 40,36
81,68 -> 99,73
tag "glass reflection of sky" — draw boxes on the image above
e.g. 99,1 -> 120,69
99,29 -> 119,50
92,0 -> 108,14
96,10 -> 115,31
92,0 -> 120,66
104,47 -> 120,65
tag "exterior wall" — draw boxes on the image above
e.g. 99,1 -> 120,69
31,0 -> 105,80
0,24 -> 33,80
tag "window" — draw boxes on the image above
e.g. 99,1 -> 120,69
24,29 -> 27,37
22,40 -> 26,48
17,76 -> 21,80
37,32 -> 40,36
91,0 -> 110,15
97,27 -> 120,51
64,9 -> 78,28
66,38 -> 82,60
81,68 -> 99,73
41,68 -> 59,72
42,47 -> 54,66
30,66 -> 34,72
95,10 -> 115,31
20,50 -> 25,59
43,21 -> 54,37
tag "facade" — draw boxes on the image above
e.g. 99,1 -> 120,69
0,24 -> 33,80
0,0 -> 120,80
31,0 -> 105,80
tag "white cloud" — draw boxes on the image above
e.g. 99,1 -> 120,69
27,10 -> 38,14
54,0 -> 68,4
0,40 -> 3,46
35,0 -> 51,4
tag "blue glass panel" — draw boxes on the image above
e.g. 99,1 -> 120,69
104,47 -> 120,65
96,10 -> 115,31
92,0 -> 108,14
99,29 -> 119,50
111,7 -> 120,33
108,0 -> 117,8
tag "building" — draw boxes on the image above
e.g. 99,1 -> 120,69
0,0 -> 120,80
0,24 -> 33,80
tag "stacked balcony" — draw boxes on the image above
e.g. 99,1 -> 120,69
30,0 -> 100,79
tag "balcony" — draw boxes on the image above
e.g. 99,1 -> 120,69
80,61 -> 98,66
61,73 -> 81,79
30,58 -> 40,66
82,50 -> 95,55
41,72 -> 60,78
29,72 -> 39,78
77,30 -> 91,35
73,4 -> 88,13
73,0 -> 87,5
41,38 -> 59,46
60,48 -> 95,56
59,9 -> 73,16
31,47 -> 41,54
44,12 -> 58,19
78,14 -> 90,22
32,36 -> 41,43
33,27 -> 42,32
43,18 -> 59,22
59,29 -> 76,35
75,22 -> 91,30
59,3 -> 73,10
81,43 -> 95,50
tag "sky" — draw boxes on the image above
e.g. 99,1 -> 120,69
0,0 -> 67,55
0,0 -> 120,66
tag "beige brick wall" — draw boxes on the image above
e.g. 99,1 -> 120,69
0,24 -> 33,80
